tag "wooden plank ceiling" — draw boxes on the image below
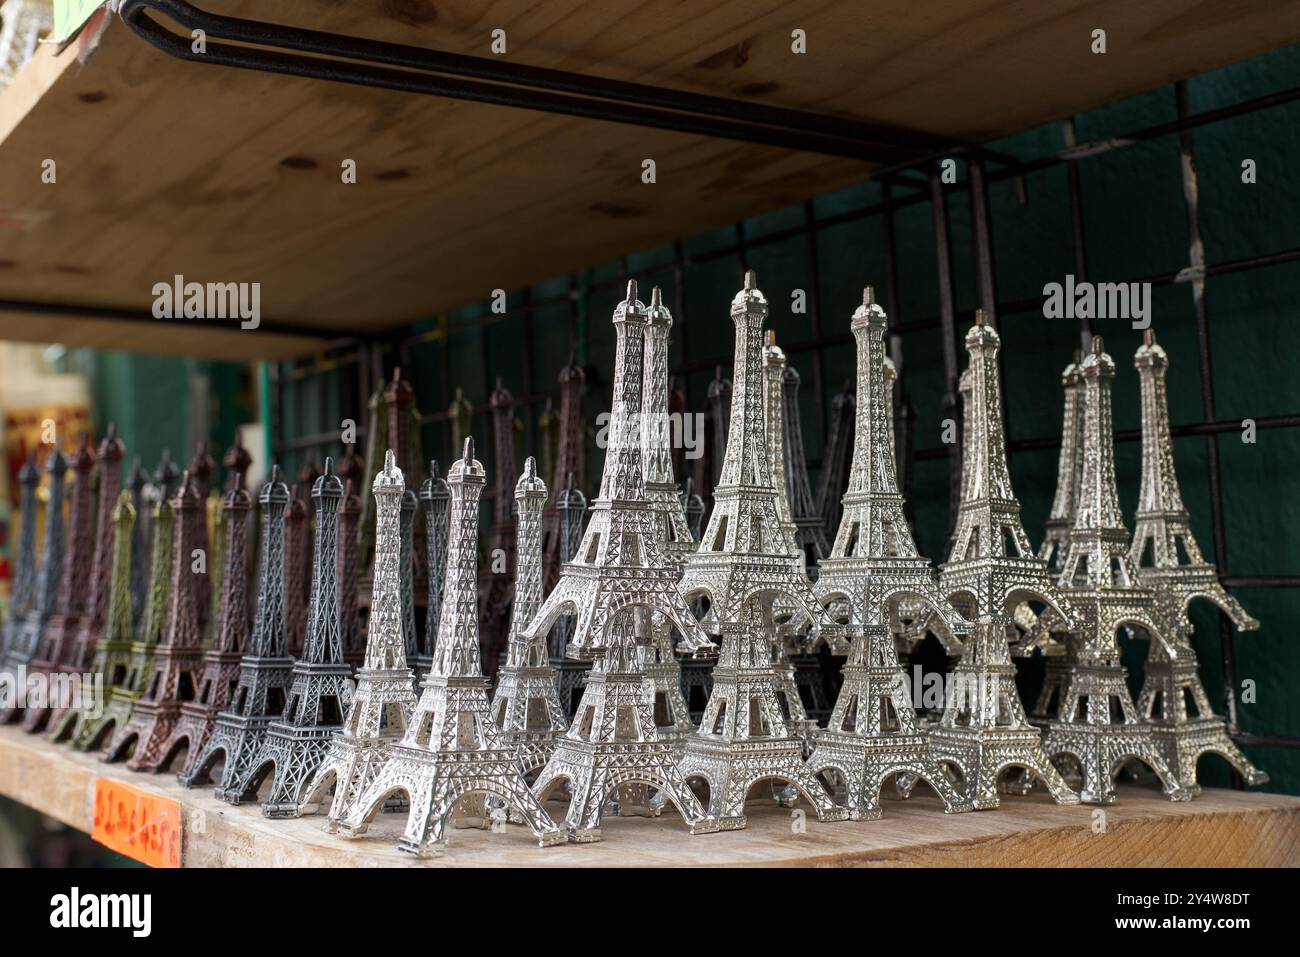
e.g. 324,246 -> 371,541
0,0 -> 1298,358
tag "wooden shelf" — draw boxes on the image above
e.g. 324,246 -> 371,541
2,2 -> 1299,358
2,726 -> 1298,866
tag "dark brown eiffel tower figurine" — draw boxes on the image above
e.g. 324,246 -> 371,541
193,468 -> 295,800
48,425 -> 126,740
543,357 -> 585,593
176,476 -> 252,784
188,444 -> 216,636
119,471 -> 207,771
1,453 -> 40,672
1039,337 -> 1189,803
251,459 -> 356,817
2,447 -> 67,724
416,461 -> 449,680
22,435 -> 95,734
97,455 -> 180,759
480,378 -> 517,673
1129,331 -> 1267,791
338,474 -> 364,672
284,484 -> 309,658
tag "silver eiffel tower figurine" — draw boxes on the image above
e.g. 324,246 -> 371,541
806,287 -> 972,820
1040,336 -> 1190,803
416,460 -> 450,680
640,286 -> 697,748
341,439 -> 563,853
1129,331 -> 1267,791
675,272 -> 846,830
253,459 -> 357,817
932,312 -> 1079,808
1039,351 -> 1085,575
527,281 -> 718,842
762,330 -> 821,745
300,450 -> 418,828
491,457 -> 567,774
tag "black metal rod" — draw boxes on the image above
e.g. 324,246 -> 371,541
118,0 -> 945,164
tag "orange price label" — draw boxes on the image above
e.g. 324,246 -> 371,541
90,777 -> 183,868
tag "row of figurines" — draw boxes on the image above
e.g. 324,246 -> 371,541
0,275 -> 1268,850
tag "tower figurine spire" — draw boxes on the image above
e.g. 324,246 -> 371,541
675,273 -> 846,830
527,282 -> 718,842
250,458 -> 358,816
176,475 -> 253,784
191,467 -> 296,800
491,456 -> 567,773
1039,337 -> 1190,804
806,287 -> 973,820
931,316 -> 1080,808
118,470 -> 207,771
543,357 -> 586,591
300,449 -> 419,828
342,439 -> 563,853
1129,332 -> 1267,791
21,435 -> 94,732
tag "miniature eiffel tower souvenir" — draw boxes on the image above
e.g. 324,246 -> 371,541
190,469 -> 295,801
673,273 -> 846,829
491,458 -> 567,774
299,451 -> 418,827
56,492 -> 134,748
1,454 -> 41,667
95,457 -> 179,758
805,288 -> 972,820
930,312 -> 1079,808
176,477 -> 253,784
543,358 -> 585,591
338,477 -> 364,671
526,282 -> 718,841
481,378 -> 518,672
21,437 -> 95,733
115,472 -> 207,771
48,424 -> 126,739
246,460 -> 356,817
1039,337 -> 1190,804
549,473 -> 590,719
340,440 -> 563,852
1129,331 -> 1267,791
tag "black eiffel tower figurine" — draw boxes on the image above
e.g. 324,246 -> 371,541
250,459 -> 356,817
189,468 -> 295,799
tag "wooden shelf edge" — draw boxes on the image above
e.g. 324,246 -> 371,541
2,726 -> 1298,867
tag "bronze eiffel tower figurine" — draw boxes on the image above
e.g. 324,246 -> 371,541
1039,337 -> 1190,804
48,425 -> 125,741
176,476 -> 253,784
480,378 -> 518,673
1129,330 -> 1267,792
0,453 -> 41,681
543,358 -> 585,593
118,471 -> 207,772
